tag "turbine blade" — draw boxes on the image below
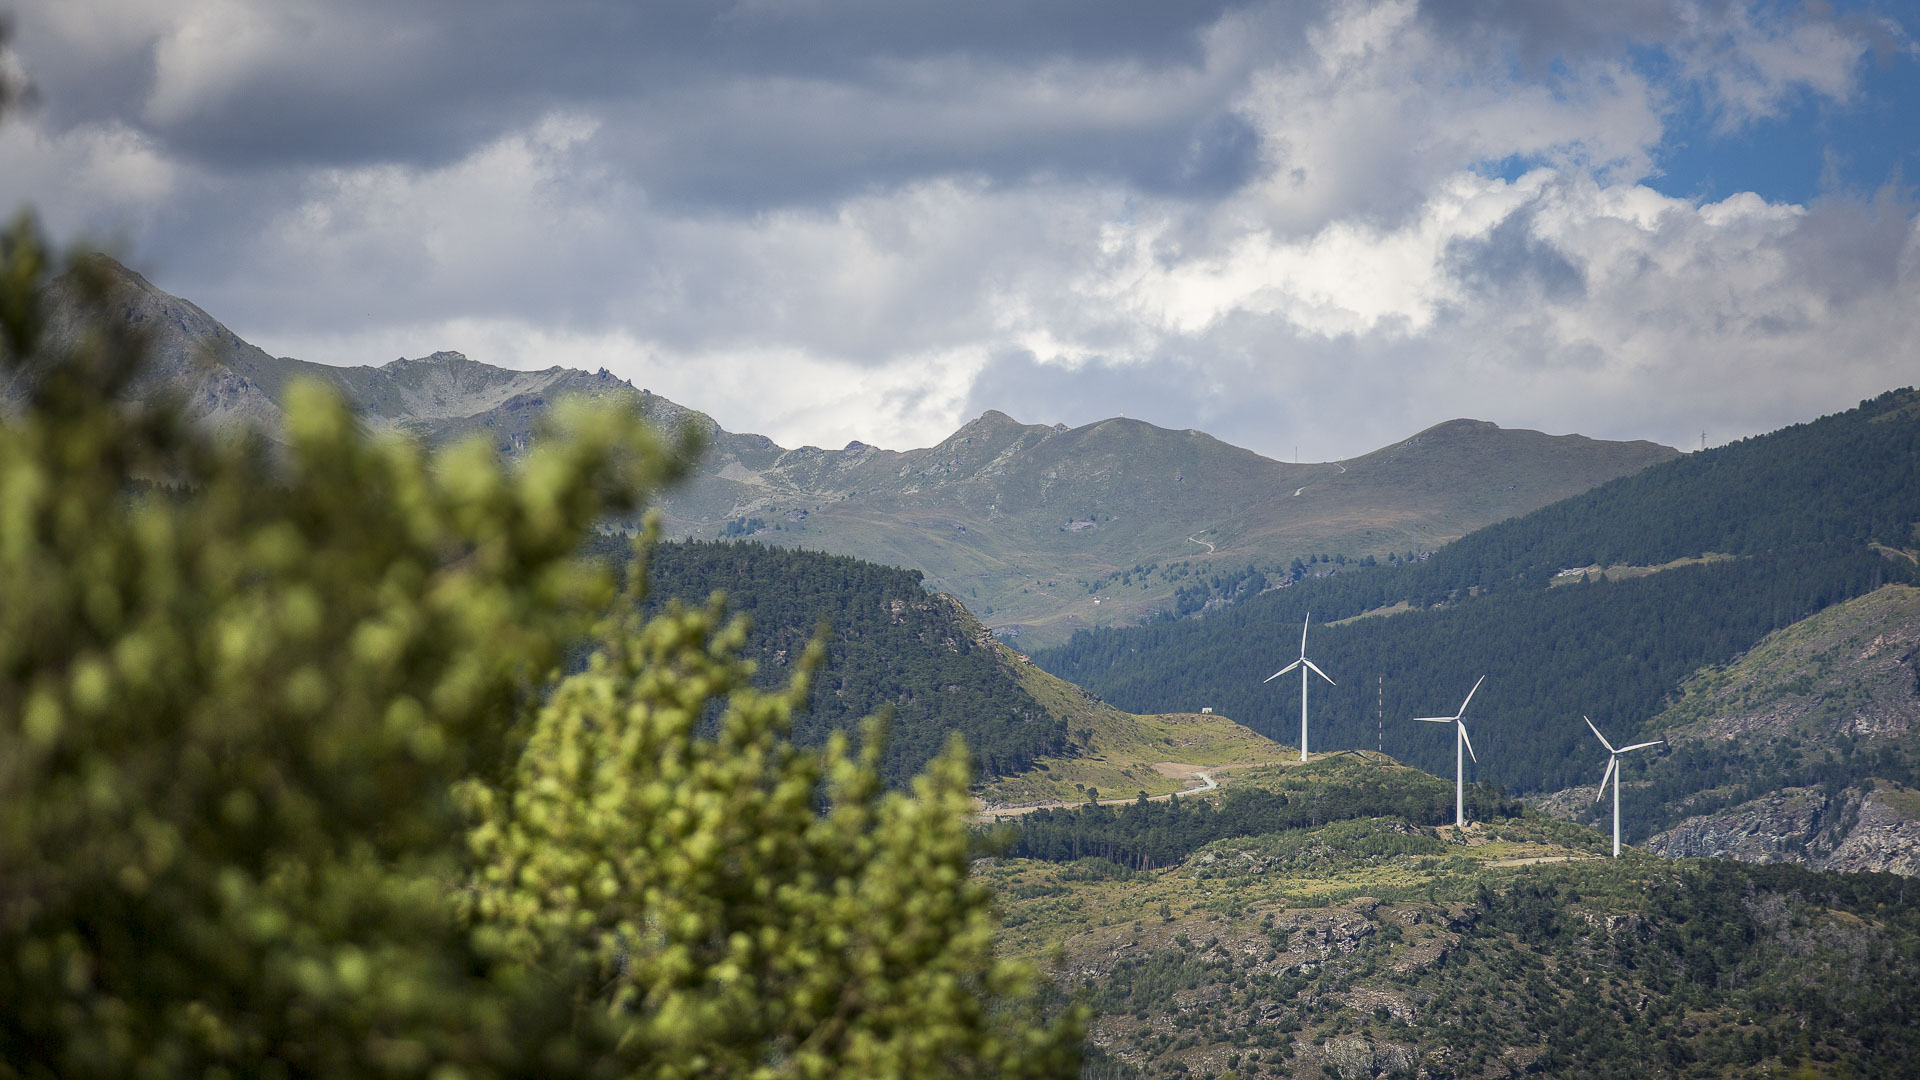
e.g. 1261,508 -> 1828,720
1264,659 -> 1304,682
1459,721 -> 1477,763
1617,740 -> 1664,754
1300,615 -> 1310,657
1584,715 -> 1616,753
1457,674 -> 1486,718
1303,658 -> 1336,685
1596,756 -> 1617,802
1414,716 -> 1454,724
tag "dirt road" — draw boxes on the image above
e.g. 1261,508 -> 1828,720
975,763 -> 1224,821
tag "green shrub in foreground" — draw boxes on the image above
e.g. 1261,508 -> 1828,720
0,220 -> 1079,1079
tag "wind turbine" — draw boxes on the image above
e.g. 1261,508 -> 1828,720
1415,676 -> 1484,829
1585,717 -> 1664,858
1264,613 -> 1335,761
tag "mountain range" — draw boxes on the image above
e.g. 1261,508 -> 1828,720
32,256 -> 1678,646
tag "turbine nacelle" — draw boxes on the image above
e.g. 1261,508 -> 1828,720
1417,675 -> 1485,828
1265,656 -> 1335,685
1584,715 -> 1666,856
1413,674 -> 1483,762
1262,612 -> 1335,763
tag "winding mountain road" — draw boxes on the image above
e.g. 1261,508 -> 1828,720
976,763 -> 1230,820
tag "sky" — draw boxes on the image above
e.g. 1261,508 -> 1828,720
1,0 -> 1916,461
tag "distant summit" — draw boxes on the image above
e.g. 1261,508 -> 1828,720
34,257 -> 1680,643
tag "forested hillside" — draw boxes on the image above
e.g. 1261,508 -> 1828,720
1035,390 -> 1920,797
590,537 -> 1068,785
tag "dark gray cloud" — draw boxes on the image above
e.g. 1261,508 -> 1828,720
1417,0 -> 1684,66
1444,205 -> 1587,302
1782,182 -> 1916,305
13,0 -> 1270,207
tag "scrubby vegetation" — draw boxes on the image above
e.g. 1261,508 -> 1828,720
987,754 -> 1920,1079
997,757 -> 1521,869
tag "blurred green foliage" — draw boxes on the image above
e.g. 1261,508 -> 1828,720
0,218 -> 1079,1078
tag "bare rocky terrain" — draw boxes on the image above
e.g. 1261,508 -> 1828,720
1649,780 -> 1920,875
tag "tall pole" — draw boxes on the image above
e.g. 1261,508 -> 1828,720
1299,664 -> 1309,761
1611,759 -> 1621,857
1455,723 -> 1465,828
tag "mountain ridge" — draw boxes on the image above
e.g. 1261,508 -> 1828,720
34,256 -> 1681,644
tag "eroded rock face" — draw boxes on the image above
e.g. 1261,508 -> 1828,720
1322,1036 -> 1417,1079
1824,787 -> 1920,876
1542,586 -> 1920,876
1648,781 -> 1920,876
1648,787 -> 1835,864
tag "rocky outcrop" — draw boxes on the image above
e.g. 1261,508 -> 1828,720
1824,786 -> 1920,875
1322,1036 -> 1416,1079
1648,780 -> 1920,876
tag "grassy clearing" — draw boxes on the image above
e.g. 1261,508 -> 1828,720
1874,780 -> 1920,819
975,643 -> 1285,807
1548,552 -> 1740,586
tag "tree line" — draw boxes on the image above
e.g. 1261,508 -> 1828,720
1038,546 -> 1911,794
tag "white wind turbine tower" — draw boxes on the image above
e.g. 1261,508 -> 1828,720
1264,613 -> 1335,762
1586,717 -> 1664,858
1415,676 -> 1485,829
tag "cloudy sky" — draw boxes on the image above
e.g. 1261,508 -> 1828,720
2,0 -> 1916,460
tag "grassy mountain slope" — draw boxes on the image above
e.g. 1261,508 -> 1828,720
44,258 -> 1679,647
1036,390 -> 1920,803
974,650 -> 1285,809
708,412 -> 1675,646
985,759 -> 1920,1079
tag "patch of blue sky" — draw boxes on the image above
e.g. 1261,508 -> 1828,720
1640,6 -> 1919,208
1474,153 -> 1542,185
1651,51 -> 1918,206
1470,13 -> 1918,210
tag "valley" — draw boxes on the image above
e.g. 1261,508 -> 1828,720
1035,387 -> 1920,831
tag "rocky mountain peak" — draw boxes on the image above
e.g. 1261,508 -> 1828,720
381,350 -> 472,369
